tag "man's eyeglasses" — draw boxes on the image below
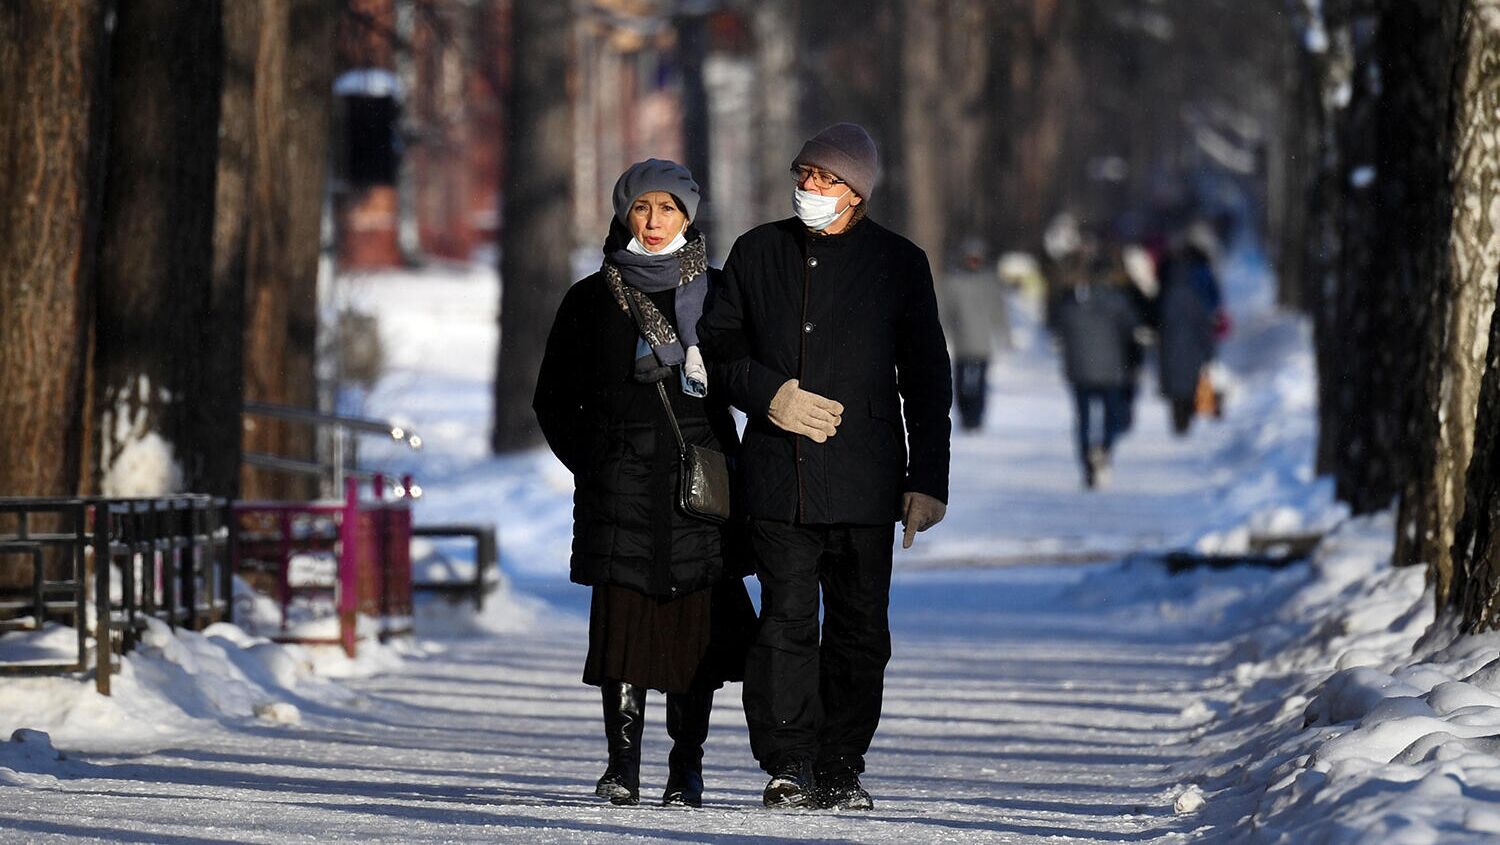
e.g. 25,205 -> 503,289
791,166 -> 846,190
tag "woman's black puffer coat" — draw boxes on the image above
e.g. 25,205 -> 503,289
533,267 -> 739,598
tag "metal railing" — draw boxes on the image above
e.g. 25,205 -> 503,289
0,495 -> 232,695
411,524 -> 499,611
242,401 -> 422,496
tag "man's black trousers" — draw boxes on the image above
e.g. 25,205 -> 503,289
742,519 -> 894,775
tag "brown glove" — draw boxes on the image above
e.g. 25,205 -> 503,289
901,492 -> 947,549
768,379 -> 843,443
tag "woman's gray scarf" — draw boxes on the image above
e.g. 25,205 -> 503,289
604,234 -> 710,392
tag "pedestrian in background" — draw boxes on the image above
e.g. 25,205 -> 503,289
1155,220 -> 1227,435
700,123 -> 952,811
533,159 -> 756,809
940,236 -> 1013,432
1048,232 -> 1147,488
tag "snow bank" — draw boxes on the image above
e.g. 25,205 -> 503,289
0,618 -> 358,756
1164,509 -> 1500,844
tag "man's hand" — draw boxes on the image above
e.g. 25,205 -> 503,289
768,379 -> 844,443
901,492 -> 947,549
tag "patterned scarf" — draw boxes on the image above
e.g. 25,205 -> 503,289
603,234 -> 710,386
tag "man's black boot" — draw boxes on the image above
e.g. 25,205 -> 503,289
762,759 -> 816,808
595,681 -> 646,805
815,767 -> 874,810
662,690 -> 713,807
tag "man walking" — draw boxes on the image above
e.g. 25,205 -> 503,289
699,123 -> 952,809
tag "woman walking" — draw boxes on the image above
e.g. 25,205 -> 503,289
533,159 -> 754,807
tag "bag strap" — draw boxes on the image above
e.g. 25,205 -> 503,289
620,287 -> 688,459
655,380 -> 688,458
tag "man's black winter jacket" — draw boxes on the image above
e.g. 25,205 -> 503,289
699,216 -> 952,525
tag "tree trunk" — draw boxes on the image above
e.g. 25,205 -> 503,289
1332,2 -> 1457,518
492,0 -> 573,453
0,2 -> 107,497
240,0 -> 335,500
1408,0 -> 1500,607
208,0 -> 261,500
752,0 -> 800,226
994,0 -> 1076,253
94,0 -> 224,497
284,0 -> 338,494
1458,264 -> 1500,631
900,0 -> 944,264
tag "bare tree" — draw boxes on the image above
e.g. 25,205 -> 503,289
1404,0 -> 1500,607
94,0 -> 224,497
492,0 -> 573,452
0,3 -> 108,497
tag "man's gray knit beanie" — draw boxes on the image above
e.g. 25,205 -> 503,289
792,123 -> 880,200
612,158 -> 700,225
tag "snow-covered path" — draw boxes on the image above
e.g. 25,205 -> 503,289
3,249 -> 1329,842
2,562 -> 1235,843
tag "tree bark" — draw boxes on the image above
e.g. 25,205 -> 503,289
900,0 -> 944,264
492,0 -> 573,453
0,3 -> 108,497
1331,2 -> 1457,518
239,0 -> 335,499
208,0 -> 261,500
94,0 -> 224,497
752,0 -> 800,226
1407,0 -> 1500,607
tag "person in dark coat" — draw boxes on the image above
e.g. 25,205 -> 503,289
1155,221 -> 1225,435
533,159 -> 755,809
699,123 -> 952,810
1048,237 -> 1147,488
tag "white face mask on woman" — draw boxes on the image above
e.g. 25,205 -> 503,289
793,187 -> 850,231
627,221 -> 688,255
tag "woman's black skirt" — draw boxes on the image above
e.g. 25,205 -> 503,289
584,577 -> 757,693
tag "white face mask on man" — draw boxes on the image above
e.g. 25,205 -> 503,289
793,187 -> 850,231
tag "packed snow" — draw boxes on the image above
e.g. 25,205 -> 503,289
2,243 -> 1498,842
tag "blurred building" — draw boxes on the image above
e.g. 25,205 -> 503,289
333,0 -> 506,269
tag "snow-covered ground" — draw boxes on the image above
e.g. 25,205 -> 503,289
2,242 -> 1498,843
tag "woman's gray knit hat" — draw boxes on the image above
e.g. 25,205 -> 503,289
792,123 -> 880,199
612,158 -> 701,225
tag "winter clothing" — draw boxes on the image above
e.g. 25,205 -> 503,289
699,217 -> 952,524
762,759 -> 817,808
792,123 -> 880,200
1049,278 -> 1146,484
700,199 -> 949,789
584,580 -> 754,693
741,519 -> 896,777
535,264 -> 739,599
942,266 -> 1012,359
940,263 -> 1013,431
535,205 -> 755,806
816,768 -> 875,810
1074,385 -> 1132,474
596,680 -> 646,805
603,222 -> 710,380
612,158 -> 701,224
663,689 -> 714,807
954,359 -> 989,431
1155,248 -> 1222,401
1048,282 -> 1146,389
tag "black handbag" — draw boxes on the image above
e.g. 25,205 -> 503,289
655,381 -> 731,524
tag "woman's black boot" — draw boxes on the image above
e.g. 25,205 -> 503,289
596,681 -> 646,805
662,690 -> 713,807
